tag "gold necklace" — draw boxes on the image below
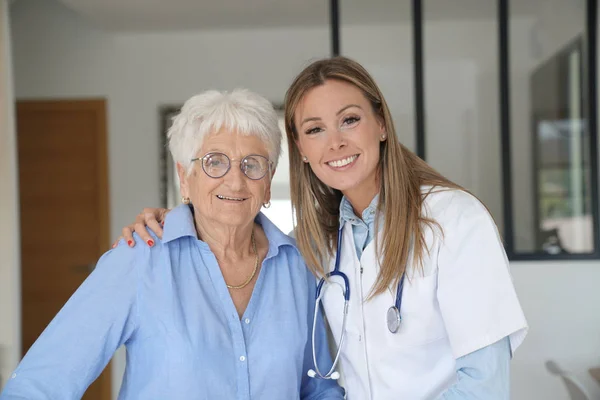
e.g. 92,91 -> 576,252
226,230 -> 258,290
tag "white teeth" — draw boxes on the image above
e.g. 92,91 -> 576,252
217,195 -> 244,201
327,155 -> 357,168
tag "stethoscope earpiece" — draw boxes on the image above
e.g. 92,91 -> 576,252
307,369 -> 340,380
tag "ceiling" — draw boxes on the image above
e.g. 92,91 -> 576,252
54,0 -> 577,32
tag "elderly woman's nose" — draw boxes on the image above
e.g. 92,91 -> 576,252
224,164 -> 246,187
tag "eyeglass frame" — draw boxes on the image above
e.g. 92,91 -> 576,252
190,152 -> 274,180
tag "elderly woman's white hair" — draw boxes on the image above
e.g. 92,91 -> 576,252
168,89 -> 282,174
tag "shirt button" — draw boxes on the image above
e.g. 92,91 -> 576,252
11,373 -> 16,379
239,356 -> 246,362
244,318 -> 250,324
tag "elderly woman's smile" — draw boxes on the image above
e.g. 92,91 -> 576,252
216,194 -> 248,202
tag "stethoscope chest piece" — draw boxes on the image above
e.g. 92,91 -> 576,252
387,305 -> 401,333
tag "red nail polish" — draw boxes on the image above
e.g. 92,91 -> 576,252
127,240 -> 133,247
147,240 -> 154,247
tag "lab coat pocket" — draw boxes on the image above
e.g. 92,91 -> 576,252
384,271 -> 447,348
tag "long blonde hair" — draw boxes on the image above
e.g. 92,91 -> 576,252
284,56 -> 464,298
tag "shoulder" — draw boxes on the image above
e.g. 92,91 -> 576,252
422,186 -> 493,228
107,230 -> 165,273
421,187 -> 504,258
82,235 -> 152,287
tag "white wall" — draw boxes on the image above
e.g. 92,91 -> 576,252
0,0 -> 20,389
6,0 -> 600,399
510,261 -> 600,399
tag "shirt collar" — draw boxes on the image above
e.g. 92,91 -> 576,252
339,193 -> 380,226
162,204 -> 198,243
162,204 -> 297,257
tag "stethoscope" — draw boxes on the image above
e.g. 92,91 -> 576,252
308,226 -> 406,380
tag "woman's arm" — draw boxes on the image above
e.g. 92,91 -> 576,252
435,191 -> 527,400
0,244 -> 140,399
438,337 -> 511,400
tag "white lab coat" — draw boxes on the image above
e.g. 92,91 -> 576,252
321,188 -> 528,400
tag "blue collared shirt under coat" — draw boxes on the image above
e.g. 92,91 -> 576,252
1,205 -> 344,400
339,194 -> 511,400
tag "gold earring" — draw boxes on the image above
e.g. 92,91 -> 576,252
302,156 -> 308,163
182,196 -> 190,205
263,201 -> 271,209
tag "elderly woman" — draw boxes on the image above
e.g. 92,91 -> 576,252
1,90 -> 344,399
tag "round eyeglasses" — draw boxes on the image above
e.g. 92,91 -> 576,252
191,152 -> 273,180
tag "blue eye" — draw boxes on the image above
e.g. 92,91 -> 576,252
343,116 -> 360,125
305,127 -> 323,135
243,157 -> 265,171
203,154 -> 229,169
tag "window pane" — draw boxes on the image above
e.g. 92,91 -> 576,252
509,0 -> 594,254
423,1 -> 502,227
340,0 -> 415,150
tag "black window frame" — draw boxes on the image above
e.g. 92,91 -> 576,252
498,0 -> 600,260
329,0 -> 600,260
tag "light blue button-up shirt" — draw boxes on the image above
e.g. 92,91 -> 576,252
1,205 -> 344,400
339,194 -> 511,399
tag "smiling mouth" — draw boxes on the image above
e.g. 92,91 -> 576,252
327,154 -> 359,168
216,194 -> 247,201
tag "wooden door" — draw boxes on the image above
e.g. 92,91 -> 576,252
17,99 -> 111,400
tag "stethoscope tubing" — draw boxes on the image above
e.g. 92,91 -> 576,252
310,225 -> 405,379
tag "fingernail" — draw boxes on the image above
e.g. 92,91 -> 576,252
112,243 -> 116,249
127,240 -> 133,247
147,240 -> 154,247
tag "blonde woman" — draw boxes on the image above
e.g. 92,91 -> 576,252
121,57 -> 527,399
